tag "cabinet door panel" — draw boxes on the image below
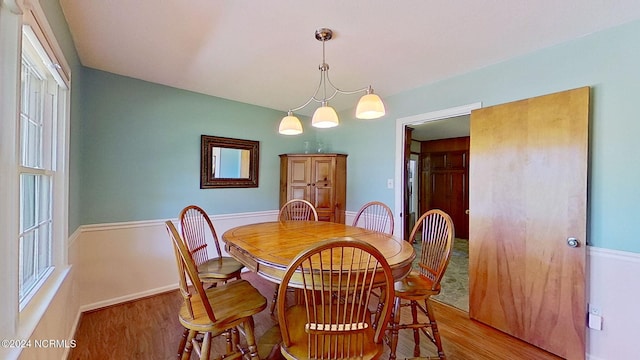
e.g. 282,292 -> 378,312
429,172 -> 450,210
314,186 -> 333,209
312,158 -> 333,183
430,153 -> 447,170
312,157 -> 335,221
290,158 -> 310,185
450,171 -> 468,238
448,151 -> 467,170
291,186 -> 309,201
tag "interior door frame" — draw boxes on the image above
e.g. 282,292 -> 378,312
393,102 -> 482,239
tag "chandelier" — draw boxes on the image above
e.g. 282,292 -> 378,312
278,28 -> 386,135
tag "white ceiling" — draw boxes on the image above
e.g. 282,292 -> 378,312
60,0 -> 640,126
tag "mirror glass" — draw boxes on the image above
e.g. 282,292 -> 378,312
201,135 -> 259,188
211,147 -> 251,178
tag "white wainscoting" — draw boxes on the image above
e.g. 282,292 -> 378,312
72,210 -> 279,312
586,246 -> 640,360
20,211 -> 638,360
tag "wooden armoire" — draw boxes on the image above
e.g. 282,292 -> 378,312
279,154 -> 347,223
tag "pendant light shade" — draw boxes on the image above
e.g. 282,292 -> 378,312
311,104 -> 339,128
278,28 -> 385,135
279,112 -> 303,135
356,92 -> 386,119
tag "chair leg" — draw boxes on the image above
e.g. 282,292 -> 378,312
270,284 -> 279,315
182,330 -> 196,360
224,329 -> 233,355
177,328 -> 189,359
388,296 -> 402,360
243,317 -> 260,360
411,300 -> 422,357
200,332 -> 212,360
231,326 -> 240,352
372,288 -> 386,330
425,299 -> 446,360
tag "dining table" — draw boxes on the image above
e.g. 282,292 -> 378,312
221,220 -> 416,287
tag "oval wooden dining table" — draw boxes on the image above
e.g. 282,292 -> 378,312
222,220 -> 416,287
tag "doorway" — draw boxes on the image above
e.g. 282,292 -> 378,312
407,153 -> 419,233
394,103 -> 481,311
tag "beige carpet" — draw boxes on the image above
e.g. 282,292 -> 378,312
413,238 -> 469,311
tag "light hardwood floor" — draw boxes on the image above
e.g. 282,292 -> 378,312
68,271 -> 562,360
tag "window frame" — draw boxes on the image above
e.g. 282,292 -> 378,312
17,24 -> 63,309
0,0 -> 71,353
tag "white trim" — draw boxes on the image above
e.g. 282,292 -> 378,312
588,245 -> 640,262
62,309 -> 83,360
0,2 -> 22,342
22,25 -> 66,88
587,354 -> 606,360
213,210 -> 278,220
76,210 -> 280,233
79,284 -> 180,313
21,0 -> 70,86
2,0 -> 22,15
79,218 -> 176,232
13,266 -> 70,356
393,103 -> 482,237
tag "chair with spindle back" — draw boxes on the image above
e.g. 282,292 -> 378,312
166,221 -> 267,360
276,237 -> 395,360
279,199 -> 319,221
352,201 -> 394,235
179,205 -> 243,284
271,199 -> 319,316
387,209 -> 455,360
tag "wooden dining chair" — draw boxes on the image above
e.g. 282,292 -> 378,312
276,237 -> 395,360
387,209 -> 455,360
271,199 -> 319,315
166,221 -> 267,360
352,201 -> 394,235
179,205 -> 244,284
279,199 -> 319,221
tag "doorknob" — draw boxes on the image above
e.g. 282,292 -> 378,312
465,209 -> 470,215
567,237 -> 580,248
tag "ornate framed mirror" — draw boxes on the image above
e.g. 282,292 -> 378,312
200,135 -> 259,188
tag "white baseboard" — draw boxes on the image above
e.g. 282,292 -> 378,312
79,283 -> 179,313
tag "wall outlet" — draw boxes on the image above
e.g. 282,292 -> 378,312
387,179 -> 393,189
588,303 -> 603,330
588,313 -> 603,330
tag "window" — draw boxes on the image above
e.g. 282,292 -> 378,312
17,23 -> 69,308
0,2 -> 71,351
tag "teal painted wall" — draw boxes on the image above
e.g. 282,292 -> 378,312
77,69 -> 311,224
324,20 -> 640,253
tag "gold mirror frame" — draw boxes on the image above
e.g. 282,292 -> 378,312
200,135 -> 259,189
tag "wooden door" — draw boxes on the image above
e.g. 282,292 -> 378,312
422,138 -> 470,239
469,87 -> 589,359
311,157 -> 335,222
